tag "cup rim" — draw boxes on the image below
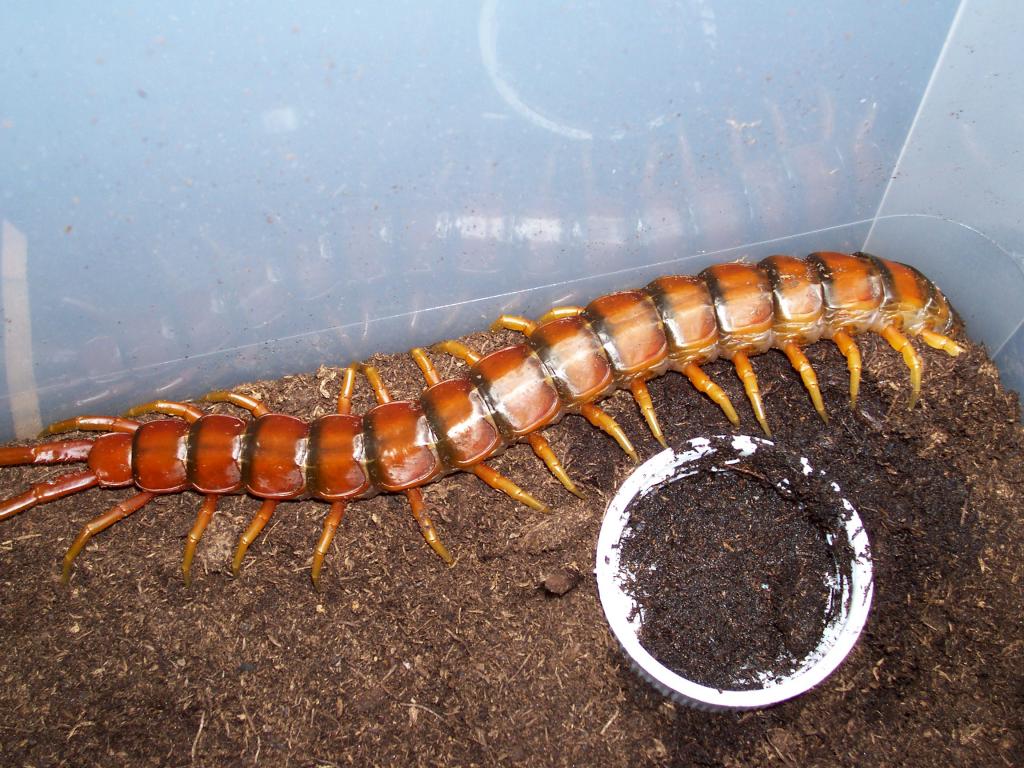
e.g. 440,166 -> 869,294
595,435 -> 874,711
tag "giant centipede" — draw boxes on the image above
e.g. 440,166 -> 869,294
0,251 -> 963,588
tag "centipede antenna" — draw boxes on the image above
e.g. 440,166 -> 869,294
919,329 -> 964,357
40,415 -> 139,438
879,325 -> 923,409
231,499 -> 278,577
526,433 -> 584,498
629,378 -> 669,448
204,391 -> 270,417
62,491 -> 156,583
731,353 -> 772,436
781,342 -> 828,423
490,315 -> 537,336
311,501 -> 347,590
830,330 -> 862,407
681,363 -> 741,427
580,404 -> 639,463
472,464 -> 549,512
182,494 -> 219,587
124,400 -> 205,423
535,305 -> 585,325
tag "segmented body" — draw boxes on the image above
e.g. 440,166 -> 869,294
0,251 -> 962,588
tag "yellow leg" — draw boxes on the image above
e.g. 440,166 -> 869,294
406,488 -> 453,564
472,464 -> 549,512
311,501 -> 347,591
231,499 -> 278,577
831,330 -> 862,407
879,325 -> 923,409
919,329 -> 964,357
526,433 -> 584,498
681,363 -> 740,426
629,378 -> 668,448
410,348 -> 442,386
433,340 -> 482,366
182,494 -> 218,587
781,342 -> 828,423
204,391 -> 270,417
364,363 -> 454,563
336,364 -> 358,413
62,492 -> 156,583
308,365 -> 360,589
535,305 -> 585,325
124,400 -> 205,423
731,353 -> 771,436
490,315 -> 537,335
580,403 -> 639,462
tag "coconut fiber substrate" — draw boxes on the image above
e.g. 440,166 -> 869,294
0,328 -> 1021,767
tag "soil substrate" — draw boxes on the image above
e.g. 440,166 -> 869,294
0,328 -> 1021,767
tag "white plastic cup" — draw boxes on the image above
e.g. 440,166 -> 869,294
595,435 -> 874,711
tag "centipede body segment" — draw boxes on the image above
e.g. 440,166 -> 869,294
0,252 -> 963,588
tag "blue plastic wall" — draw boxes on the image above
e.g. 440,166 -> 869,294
2,0 -> 1020,439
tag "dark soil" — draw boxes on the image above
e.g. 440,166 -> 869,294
1,327 -> 1022,767
619,450 -> 844,690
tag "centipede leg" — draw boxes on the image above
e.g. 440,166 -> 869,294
182,494 -> 218,587
41,416 -> 139,437
0,470 -> 99,523
580,404 -> 639,462
879,325 -> 923,408
62,491 -> 156,583
731,352 -> 771,436
311,501 -> 347,591
629,378 -> 668,448
919,329 -> 964,357
781,342 -> 828,422
535,305 -> 585,325
204,391 -> 270,417
490,315 -> 537,335
364,362 -> 456,563
472,464 -> 549,511
433,340 -> 481,365
405,488 -> 453,564
124,400 -> 204,423
830,330 -> 862,407
681,363 -> 740,427
306,365 -> 360,589
231,499 -> 278,577
526,433 -> 584,498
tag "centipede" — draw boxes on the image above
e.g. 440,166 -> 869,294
0,251 -> 963,589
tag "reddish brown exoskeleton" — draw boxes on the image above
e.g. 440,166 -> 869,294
0,252 -> 963,588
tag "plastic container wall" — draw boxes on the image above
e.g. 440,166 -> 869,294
1,0 -> 1020,440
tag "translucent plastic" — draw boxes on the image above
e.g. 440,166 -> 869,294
1,0 -> 1020,439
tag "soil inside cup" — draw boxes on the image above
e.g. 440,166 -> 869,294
618,448 -> 854,690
